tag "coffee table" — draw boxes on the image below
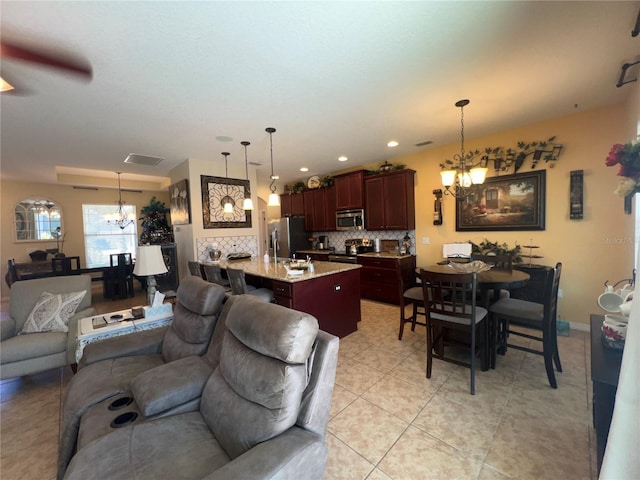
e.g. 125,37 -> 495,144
76,306 -> 173,362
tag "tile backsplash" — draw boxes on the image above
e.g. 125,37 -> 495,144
311,230 -> 415,254
196,235 -> 258,261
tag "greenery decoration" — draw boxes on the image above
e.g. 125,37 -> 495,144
139,196 -> 172,244
470,238 -> 523,263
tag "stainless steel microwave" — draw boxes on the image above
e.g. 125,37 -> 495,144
336,209 -> 365,231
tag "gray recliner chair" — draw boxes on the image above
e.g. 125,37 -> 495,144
58,276 -> 227,479
63,295 -> 339,480
1,275 -> 95,380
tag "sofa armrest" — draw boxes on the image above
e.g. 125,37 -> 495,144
78,327 -> 168,369
131,356 -> 213,416
1,316 -> 16,341
66,307 -> 96,365
203,427 -> 326,480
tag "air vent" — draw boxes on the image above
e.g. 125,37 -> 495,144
124,154 -> 164,166
249,162 -> 263,166
415,140 -> 433,147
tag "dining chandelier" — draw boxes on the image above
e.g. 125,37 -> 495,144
106,172 -> 134,229
241,140 -> 254,210
440,99 -> 487,198
266,127 -> 280,207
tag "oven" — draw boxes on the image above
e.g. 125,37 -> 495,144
336,209 -> 365,231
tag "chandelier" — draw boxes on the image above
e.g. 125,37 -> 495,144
440,99 -> 487,198
107,172 -> 134,229
266,127 -> 280,207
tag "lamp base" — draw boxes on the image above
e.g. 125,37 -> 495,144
146,275 -> 158,306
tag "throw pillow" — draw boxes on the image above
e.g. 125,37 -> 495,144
20,291 -> 86,334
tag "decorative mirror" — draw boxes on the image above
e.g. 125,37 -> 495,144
14,198 -> 63,242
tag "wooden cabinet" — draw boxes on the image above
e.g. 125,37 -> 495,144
305,252 -> 330,262
280,192 -> 304,217
358,255 -> 416,305
365,169 -> 415,231
590,314 -> 623,474
303,187 -> 335,232
334,170 -> 365,210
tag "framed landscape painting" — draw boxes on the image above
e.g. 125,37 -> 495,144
455,170 -> 546,232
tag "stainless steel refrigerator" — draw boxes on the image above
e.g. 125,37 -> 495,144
268,216 -> 308,259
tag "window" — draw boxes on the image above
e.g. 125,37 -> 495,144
83,204 -> 138,268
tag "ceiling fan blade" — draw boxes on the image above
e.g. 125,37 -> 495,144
0,39 -> 92,79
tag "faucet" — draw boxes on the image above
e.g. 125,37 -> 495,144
272,228 -> 278,264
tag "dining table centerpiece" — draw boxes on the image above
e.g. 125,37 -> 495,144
605,138 -> 640,214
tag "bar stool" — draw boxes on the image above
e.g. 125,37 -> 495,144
226,268 -> 273,303
202,264 -> 232,292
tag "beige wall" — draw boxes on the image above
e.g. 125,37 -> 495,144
1,181 -> 170,298
358,102 -> 637,327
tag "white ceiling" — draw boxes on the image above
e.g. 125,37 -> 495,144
1,1 -> 639,190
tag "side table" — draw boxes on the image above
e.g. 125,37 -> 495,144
76,307 -> 173,362
590,313 -> 623,474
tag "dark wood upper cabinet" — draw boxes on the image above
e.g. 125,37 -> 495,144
280,194 -> 292,217
324,186 -> 336,231
365,169 -> 416,231
334,170 -> 365,210
303,187 -> 336,232
303,190 -> 315,231
279,192 -> 305,217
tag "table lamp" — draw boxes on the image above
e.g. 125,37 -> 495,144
133,245 -> 168,306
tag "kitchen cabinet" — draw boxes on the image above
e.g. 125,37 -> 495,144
358,254 -> 416,305
303,190 -> 316,231
303,187 -> 335,232
279,192 -> 304,217
334,170 -> 365,210
364,169 -> 415,231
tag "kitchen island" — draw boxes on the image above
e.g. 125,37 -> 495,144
205,258 -> 362,338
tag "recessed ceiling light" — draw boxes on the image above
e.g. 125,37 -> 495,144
300,167 -> 309,172
338,156 -> 348,162
387,140 -> 399,148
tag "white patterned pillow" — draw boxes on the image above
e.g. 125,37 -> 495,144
20,291 -> 87,334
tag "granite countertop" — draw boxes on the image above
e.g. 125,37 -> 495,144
357,252 -> 415,260
202,258 -> 361,283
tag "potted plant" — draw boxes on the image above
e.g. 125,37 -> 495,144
139,197 -> 172,244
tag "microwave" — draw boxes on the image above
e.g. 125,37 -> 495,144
336,209 -> 365,231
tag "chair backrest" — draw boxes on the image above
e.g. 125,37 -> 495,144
110,253 -> 132,267
161,275 -> 227,363
226,267 -> 249,295
544,262 -> 563,324
470,253 -> 512,270
202,264 -> 226,286
199,295 -> 329,459
187,261 -> 203,278
7,259 -> 18,284
52,256 -> 81,275
420,269 -> 478,321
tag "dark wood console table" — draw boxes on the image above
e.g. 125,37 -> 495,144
590,313 -> 623,473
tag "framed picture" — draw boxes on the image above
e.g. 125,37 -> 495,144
201,175 -> 251,228
455,170 -> 546,231
169,179 -> 191,225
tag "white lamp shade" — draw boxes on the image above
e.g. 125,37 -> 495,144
243,197 -> 254,210
133,245 -> 168,276
268,192 -> 281,207
441,170 -> 456,187
223,201 -> 234,213
470,167 -> 488,185
458,171 -> 472,188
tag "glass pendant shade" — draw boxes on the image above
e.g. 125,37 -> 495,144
241,140 -> 253,211
470,166 -> 488,185
268,192 -> 280,207
441,170 -> 456,187
223,200 -> 234,213
243,197 -> 254,210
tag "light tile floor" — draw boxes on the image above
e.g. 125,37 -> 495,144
1,289 -> 597,480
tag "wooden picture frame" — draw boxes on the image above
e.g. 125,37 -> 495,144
201,175 -> 251,229
455,170 -> 546,231
169,179 -> 191,225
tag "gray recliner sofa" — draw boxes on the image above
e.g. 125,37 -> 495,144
0,275 -> 95,380
58,275 -> 227,479
62,294 -> 339,480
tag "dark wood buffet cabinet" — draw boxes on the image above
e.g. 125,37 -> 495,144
358,254 -> 416,305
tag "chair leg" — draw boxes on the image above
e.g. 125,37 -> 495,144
398,305 -> 406,340
425,322 -> 433,379
553,347 -> 562,372
411,304 -> 418,332
542,330 -> 558,389
469,325 -> 476,395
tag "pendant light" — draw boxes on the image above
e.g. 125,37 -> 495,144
221,152 -> 234,214
440,99 -> 487,197
241,140 -> 254,210
106,172 -> 134,229
266,127 -> 280,207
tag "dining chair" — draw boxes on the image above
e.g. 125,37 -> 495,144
420,268 -> 488,395
103,254 -> 134,300
110,253 -> 132,268
188,261 -> 203,278
489,262 -> 562,388
470,253 -> 513,303
52,256 -> 81,275
398,268 -> 426,340
202,264 -> 231,291
226,267 -> 274,303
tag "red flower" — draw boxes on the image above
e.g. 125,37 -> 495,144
605,144 -> 623,166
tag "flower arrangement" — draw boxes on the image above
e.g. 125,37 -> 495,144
605,138 -> 640,197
